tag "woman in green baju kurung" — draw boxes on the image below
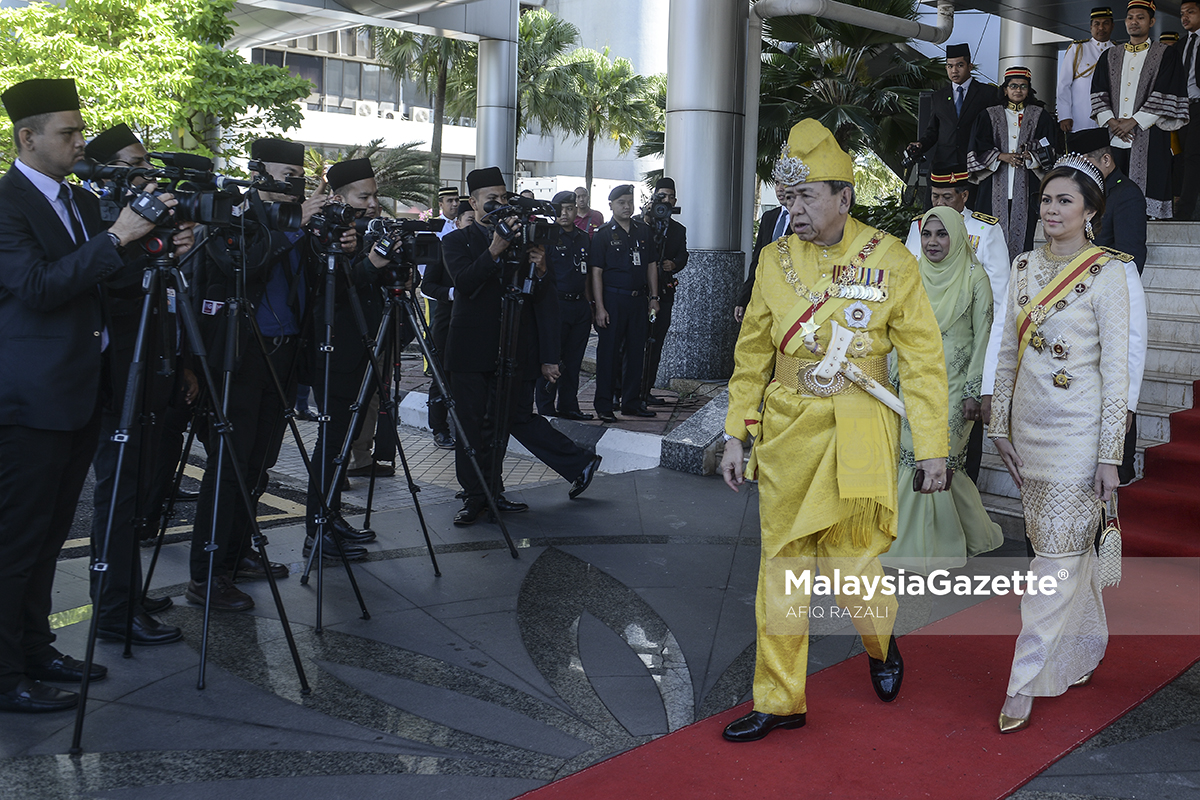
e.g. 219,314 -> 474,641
882,207 -> 1004,574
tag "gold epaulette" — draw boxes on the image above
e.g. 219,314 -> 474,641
911,214 -> 923,222
1073,39 -> 1088,44
1099,246 -> 1134,262
971,211 -> 999,225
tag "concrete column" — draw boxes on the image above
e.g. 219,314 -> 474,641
998,19 -> 1058,105
657,0 -> 748,384
476,36 -> 518,185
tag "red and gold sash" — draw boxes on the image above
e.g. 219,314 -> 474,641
1015,247 -> 1107,374
777,228 -> 887,356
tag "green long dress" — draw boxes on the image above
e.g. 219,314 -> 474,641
882,208 -> 1004,575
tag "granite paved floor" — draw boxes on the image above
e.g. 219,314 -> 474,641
3,427 -> 1198,799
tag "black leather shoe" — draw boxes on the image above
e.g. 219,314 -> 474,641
142,595 -> 173,615
97,613 -> 183,646
233,553 -> 289,580
294,407 -> 319,422
495,496 -> 529,513
570,454 -> 603,499
173,487 -> 200,501
621,406 -> 657,418
453,499 -> 488,525
868,634 -> 904,702
646,395 -> 671,406
433,431 -> 456,449
722,710 -> 806,742
597,410 -> 617,423
26,654 -> 107,683
331,514 -> 376,543
185,576 -> 255,612
303,533 -> 368,561
559,410 -> 595,421
0,678 -> 78,713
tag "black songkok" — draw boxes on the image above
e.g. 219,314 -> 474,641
654,177 -> 675,191
250,138 -> 305,167
2,78 -> 80,122
945,43 -> 971,61
467,166 -> 505,193
1066,128 -> 1111,155
327,158 -> 375,193
85,124 -> 140,164
456,199 -> 473,217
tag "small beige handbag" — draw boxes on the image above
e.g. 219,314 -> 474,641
1098,492 -> 1122,589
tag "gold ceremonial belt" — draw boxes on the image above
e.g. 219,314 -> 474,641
775,352 -> 890,397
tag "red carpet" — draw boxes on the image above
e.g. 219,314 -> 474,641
519,569 -> 1200,800
1122,379 -> 1200,558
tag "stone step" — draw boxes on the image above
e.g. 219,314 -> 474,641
1143,286 -> 1200,318
1142,252 -> 1200,283
1147,312 -> 1200,345
1137,400 -> 1183,444
1143,220 -> 1200,245
1139,369 -> 1196,408
980,491 -> 1026,541
1145,338 -> 1200,375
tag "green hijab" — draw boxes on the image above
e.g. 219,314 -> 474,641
916,206 -> 980,332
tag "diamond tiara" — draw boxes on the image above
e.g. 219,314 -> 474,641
1052,154 -> 1105,194
772,144 -> 811,187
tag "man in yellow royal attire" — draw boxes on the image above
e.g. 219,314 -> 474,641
720,119 -> 950,742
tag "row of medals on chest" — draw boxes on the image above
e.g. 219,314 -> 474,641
783,240 -> 885,357
1018,250 -> 1099,390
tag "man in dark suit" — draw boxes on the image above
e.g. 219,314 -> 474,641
0,78 -> 168,712
908,43 -> 1000,204
421,198 -> 472,449
734,182 -> 792,322
639,177 -> 688,408
442,167 -> 600,525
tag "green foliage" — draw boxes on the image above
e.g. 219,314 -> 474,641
306,139 -> 436,209
0,0 -> 310,166
566,48 -> 657,191
851,196 -> 921,239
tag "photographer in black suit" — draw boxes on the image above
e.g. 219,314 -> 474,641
639,177 -> 688,408
0,79 -> 179,712
908,43 -> 1000,206
443,167 -> 599,526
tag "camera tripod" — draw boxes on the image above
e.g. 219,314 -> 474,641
71,227 -> 311,754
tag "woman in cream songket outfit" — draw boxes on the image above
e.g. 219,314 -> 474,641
883,207 -> 1003,575
989,158 -> 1129,733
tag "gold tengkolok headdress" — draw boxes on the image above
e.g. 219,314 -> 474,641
772,118 -> 855,187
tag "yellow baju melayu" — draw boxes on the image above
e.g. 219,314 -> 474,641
726,215 -> 950,716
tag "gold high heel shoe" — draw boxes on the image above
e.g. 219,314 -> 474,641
998,712 -> 1031,733
1070,670 -> 1094,687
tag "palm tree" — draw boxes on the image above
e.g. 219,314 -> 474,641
636,74 -> 668,191
372,29 -> 475,203
305,139 -> 436,209
446,8 -> 586,159
568,48 -> 657,194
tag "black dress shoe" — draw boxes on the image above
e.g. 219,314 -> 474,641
433,431 -> 456,449
453,499 -> 488,526
645,395 -> 671,406
597,410 -> 617,423
559,410 -> 595,421
185,576 -> 255,612
303,532 -> 368,561
570,454 -> 603,499
722,710 -> 806,742
173,487 -> 200,501
495,496 -> 529,513
621,406 -> 657,418
233,553 -> 289,580
142,595 -> 173,615
293,407 -> 319,422
868,634 -> 904,702
26,654 -> 107,683
97,613 -> 183,646
331,514 -> 376,543
0,678 -> 78,713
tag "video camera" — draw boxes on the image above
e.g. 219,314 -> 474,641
482,194 -> 560,246
645,192 -> 681,225
306,202 -> 358,245
364,218 -> 441,281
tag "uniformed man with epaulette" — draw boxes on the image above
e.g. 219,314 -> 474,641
1056,7 -> 1114,135
903,164 -> 1010,481
590,184 -> 660,422
536,190 -> 595,420
1067,130 -> 1150,484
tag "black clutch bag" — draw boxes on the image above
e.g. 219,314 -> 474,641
912,469 -> 954,493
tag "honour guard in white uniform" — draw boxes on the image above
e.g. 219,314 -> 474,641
1057,7 -> 1115,134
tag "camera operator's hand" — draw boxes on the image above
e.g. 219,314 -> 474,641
173,223 -> 196,258
528,244 -> 547,276
182,368 -> 199,405
541,363 -> 560,383
661,259 -> 676,273
339,227 -> 357,254
487,222 -> 517,260
299,193 -> 327,227
368,238 -> 397,270
108,182 -> 174,246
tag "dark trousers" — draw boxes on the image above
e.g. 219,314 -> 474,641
536,298 -> 591,415
191,338 -> 297,582
1178,104 -> 1200,219
1118,414 -> 1138,485
452,371 -> 592,501
594,290 -> 649,414
1112,147 -> 1131,177
306,356 -> 373,535
427,307 -> 451,436
965,417 -> 983,484
642,293 -> 674,400
0,409 -> 101,691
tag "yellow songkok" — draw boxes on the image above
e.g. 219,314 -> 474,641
772,118 -> 855,187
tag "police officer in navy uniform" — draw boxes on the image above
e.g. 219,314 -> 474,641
0,78 -> 179,712
590,184 -> 660,422
535,190 -> 595,420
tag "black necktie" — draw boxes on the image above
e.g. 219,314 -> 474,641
57,183 -> 86,244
